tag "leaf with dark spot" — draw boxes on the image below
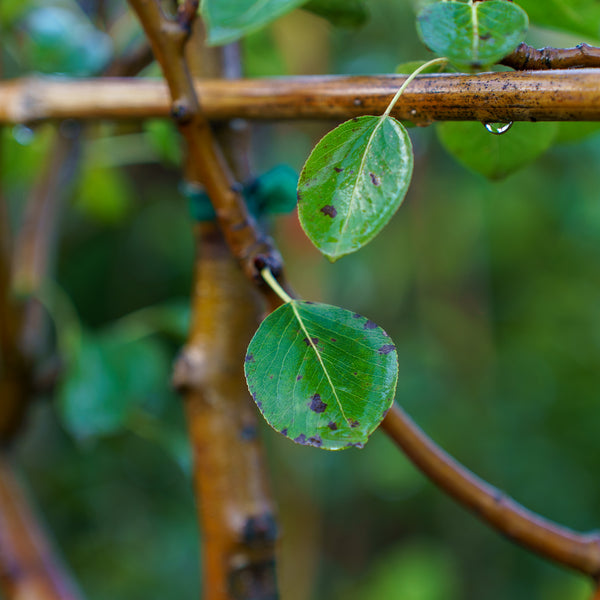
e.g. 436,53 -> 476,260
320,205 -> 338,218
294,433 -> 307,444
281,428 -> 288,436
378,344 -> 396,355
364,320 -> 378,330
245,353 -> 255,363
245,301 -> 398,451
298,116 -> 413,260
309,394 -> 328,413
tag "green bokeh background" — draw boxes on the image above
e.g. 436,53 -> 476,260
1,1 -> 599,599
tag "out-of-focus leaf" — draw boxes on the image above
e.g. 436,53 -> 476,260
298,116 -> 413,260
201,0 -> 307,45
23,6 -> 113,75
516,0 -> 600,39
242,28 -> 288,77
74,166 -> 133,225
303,0 -> 368,28
353,542 -> 461,600
144,120 -> 182,166
436,121 -> 557,180
57,332 -> 170,441
416,1 -> 529,70
245,300 -> 398,451
555,122 -> 600,145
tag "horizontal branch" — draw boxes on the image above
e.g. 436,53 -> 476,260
2,70 -> 600,125
381,406 -> 600,578
502,43 -> 600,70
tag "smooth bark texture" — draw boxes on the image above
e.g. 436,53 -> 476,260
0,453 -> 83,600
2,70 -> 600,124
173,225 -> 279,600
381,405 -> 600,577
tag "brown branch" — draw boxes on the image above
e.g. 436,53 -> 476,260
381,405 -> 600,578
502,43 -> 600,70
127,0 -> 282,282
0,452 -> 84,600
103,41 -> 155,77
2,70 -> 600,125
173,226 -> 279,600
592,585 -> 600,600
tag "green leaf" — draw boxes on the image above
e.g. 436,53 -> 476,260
436,121 -> 557,180
516,0 -> 600,39
245,300 -> 398,451
298,116 -> 413,261
201,0 -> 308,45
416,1 -> 529,70
57,333 -> 170,441
302,0 -> 368,28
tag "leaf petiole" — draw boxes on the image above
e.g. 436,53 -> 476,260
383,57 -> 448,118
261,267 -> 293,304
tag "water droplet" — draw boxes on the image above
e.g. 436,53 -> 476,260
12,124 -> 35,146
483,122 -> 513,135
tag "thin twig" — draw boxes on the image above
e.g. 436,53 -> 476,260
502,43 -> 600,70
128,0 -> 283,282
0,452 -> 84,600
3,70 -> 600,125
381,405 -> 600,577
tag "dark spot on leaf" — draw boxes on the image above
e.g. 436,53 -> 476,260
294,433 -> 307,444
303,337 -> 319,346
309,394 -> 328,413
334,166 -> 344,173
353,372 -> 358,376
330,338 -> 337,342
346,442 -> 365,449
307,436 -> 322,447
351,420 -> 360,428
245,353 -> 255,363
281,428 -> 288,437
369,172 -> 381,186
305,301 -> 315,304
257,401 -> 263,409
479,32 -> 492,40
297,191 -> 302,202
320,205 -> 337,218
269,375 -> 274,379
378,344 -> 396,355
296,375 -> 303,381
353,313 -> 361,319
364,320 -> 378,330
327,421 -> 338,431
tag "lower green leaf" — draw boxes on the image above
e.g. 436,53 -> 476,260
245,300 -> 398,451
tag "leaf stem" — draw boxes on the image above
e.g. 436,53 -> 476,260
383,57 -> 448,118
261,267 -> 293,304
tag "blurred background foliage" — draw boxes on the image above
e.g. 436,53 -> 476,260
1,0 -> 600,599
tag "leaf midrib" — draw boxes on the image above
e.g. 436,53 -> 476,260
290,301 -> 352,425
333,117 -> 386,257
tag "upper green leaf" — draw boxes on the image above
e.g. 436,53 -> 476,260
302,0 -> 368,28
436,121 -> 557,180
298,116 -> 413,261
201,0 -> 307,45
516,0 -> 600,39
245,301 -> 398,451
416,0 -> 529,70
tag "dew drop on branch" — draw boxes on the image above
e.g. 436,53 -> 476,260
483,122 -> 513,135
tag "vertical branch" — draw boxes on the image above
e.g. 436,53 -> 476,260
173,228 -> 279,600
126,5 -> 280,599
0,452 -> 84,600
